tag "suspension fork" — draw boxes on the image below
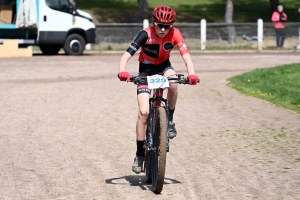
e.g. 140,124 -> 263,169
147,88 -> 170,151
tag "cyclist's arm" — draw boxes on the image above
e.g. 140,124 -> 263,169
119,52 -> 132,72
173,29 -> 195,75
119,30 -> 148,72
182,53 -> 195,75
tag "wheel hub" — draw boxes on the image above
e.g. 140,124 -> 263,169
70,40 -> 81,53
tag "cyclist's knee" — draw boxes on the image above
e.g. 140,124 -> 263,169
138,108 -> 149,121
137,93 -> 150,122
168,82 -> 178,92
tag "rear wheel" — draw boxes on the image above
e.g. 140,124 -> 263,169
151,107 -> 168,193
39,45 -> 61,55
63,33 -> 86,55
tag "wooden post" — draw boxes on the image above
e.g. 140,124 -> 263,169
297,27 -> 300,49
257,19 -> 263,51
143,19 -> 149,29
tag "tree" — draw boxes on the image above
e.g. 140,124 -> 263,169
136,0 -> 149,22
225,0 -> 236,46
270,0 -> 280,12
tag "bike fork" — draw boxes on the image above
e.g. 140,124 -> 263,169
147,99 -> 155,151
165,100 -> 170,152
148,90 -> 171,153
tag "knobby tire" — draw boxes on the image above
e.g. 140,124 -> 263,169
152,107 -> 167,193
145,125 -> 152,183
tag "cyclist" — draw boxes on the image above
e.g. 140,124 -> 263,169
118,5 -> 199,174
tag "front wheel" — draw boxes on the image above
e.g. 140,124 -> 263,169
152,107 -> 168,193
63,33 -> 86,55
144,122 -> 153,183
145,150 -> 152,183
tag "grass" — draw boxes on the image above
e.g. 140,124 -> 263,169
228,64 -> 300,113
75,0 -> 299,23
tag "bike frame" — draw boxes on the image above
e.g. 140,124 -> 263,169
147,88 -> 170,152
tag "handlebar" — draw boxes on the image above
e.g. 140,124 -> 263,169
129,74 -> 200,85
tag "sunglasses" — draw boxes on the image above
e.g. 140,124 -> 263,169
154,22 -> 173,30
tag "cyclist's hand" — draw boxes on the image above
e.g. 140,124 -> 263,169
118,72 -> 130,82
187,75 -> 199,85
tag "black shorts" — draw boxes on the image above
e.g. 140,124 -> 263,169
137,59 -> 174,95
139,59 -> 174,77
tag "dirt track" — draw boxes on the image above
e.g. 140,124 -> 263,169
0,52 -> 300,199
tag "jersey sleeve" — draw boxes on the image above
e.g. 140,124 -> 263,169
126,30 -> 148,56
174,29 -> 189,56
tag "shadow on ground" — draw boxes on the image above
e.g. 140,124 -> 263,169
105,175 -> 181,191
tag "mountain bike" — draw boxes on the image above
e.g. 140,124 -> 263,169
130,74 -> 200,193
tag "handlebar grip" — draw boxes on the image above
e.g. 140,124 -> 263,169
130,75 -> 136,82
184,78 -> 200,84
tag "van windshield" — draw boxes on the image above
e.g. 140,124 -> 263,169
46,0 -> 71,14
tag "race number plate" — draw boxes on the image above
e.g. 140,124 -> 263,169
147,75 -> 169,89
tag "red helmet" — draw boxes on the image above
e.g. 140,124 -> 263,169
152,5 -> 176,24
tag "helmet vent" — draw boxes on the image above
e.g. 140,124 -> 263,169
152,5 -> 176,24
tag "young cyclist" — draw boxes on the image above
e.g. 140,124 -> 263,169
118,5 -> 199,174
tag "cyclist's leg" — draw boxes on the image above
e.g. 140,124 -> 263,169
132,89 -> 150,174
163,64 -> 178,138
136,91 -> 150,141
133,63 -> 152,173
136,63 -> 152,141
163,68 -> 178,110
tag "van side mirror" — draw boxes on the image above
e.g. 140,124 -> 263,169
70,2 -> 77,14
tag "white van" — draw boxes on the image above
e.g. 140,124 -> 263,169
0,0 -> 96,55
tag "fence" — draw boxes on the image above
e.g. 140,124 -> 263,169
93,20 -> 300,51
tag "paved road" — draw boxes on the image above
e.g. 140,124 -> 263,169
0,53 -> 300,199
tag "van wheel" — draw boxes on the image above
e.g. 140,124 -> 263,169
39,45 -> 61,55
64,34 -> 86,55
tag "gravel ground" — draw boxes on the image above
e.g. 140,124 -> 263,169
0,52 -> 300,199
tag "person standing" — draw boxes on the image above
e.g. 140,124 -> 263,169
298,7 -> 300,22
271,5 -> 288,48
297,7 -> 300,49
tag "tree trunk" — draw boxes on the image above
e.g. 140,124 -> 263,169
225,0 -> 236,46
136,0 -> 149,23
270,0 -> 280,12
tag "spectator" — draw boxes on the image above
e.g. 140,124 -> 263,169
298,7 -> 300,22
271,5 -> 288,48
297,7 -> 300,49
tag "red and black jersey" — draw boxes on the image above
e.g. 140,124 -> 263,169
127,26 -> 189,65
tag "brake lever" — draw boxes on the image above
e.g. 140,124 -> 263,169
177,74 -> 184,79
